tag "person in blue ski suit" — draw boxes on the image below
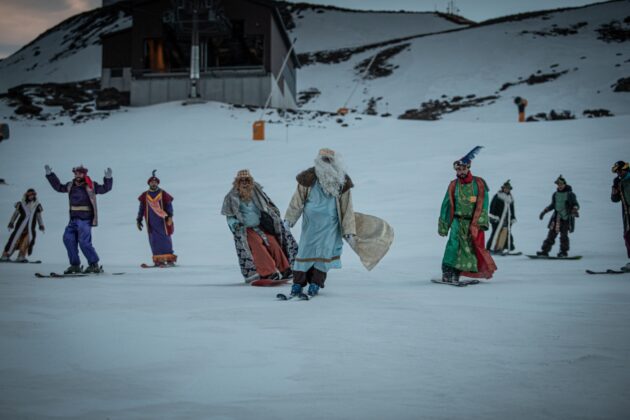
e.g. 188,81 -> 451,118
45,164 -> 113,273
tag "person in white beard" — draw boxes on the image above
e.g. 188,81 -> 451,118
284,148 -> 356,297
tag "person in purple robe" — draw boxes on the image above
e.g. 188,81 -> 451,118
137,170 -> 176,267
45,164 -> 113,274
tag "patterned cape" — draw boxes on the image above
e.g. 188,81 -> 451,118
221,183 -> 298,282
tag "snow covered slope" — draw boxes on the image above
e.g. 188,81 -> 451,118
0,1 -> 627,122
0,5 -> 130,94
0,100 -> 628,418
297,0 -> 630,120
282,3 -> 469,53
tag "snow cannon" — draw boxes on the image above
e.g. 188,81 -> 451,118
252,120 -> 265,141
0,123 -> 9,142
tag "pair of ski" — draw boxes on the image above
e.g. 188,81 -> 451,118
141,263 -> 176,269
35,266 -> 124,278
1,259 -> 41,264
431,279 -> 480,287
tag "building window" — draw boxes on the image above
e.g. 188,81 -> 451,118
203,34 -> 264,68
143,39 -> 167,72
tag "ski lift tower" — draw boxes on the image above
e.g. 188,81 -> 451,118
446,0 -> 460,16
163,0 -> 232,102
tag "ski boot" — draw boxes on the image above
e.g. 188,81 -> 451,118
557,251 -> 568,258
83,263 -> 102,274
621,262 -> 630,272
307,283 -> 320,296
536,251 -> 549,257
64,265 -> 82,274
281,268 -> 293,280
290,283 -> 303,297
0,254 -> 9,262
267,271 -> 281,281
15,254 -> 27,263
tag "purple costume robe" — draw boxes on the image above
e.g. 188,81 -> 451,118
137,189 -> 176,264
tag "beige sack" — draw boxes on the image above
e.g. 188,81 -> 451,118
347,212 -> 394,271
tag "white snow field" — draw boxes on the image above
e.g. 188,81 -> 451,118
0,101 -> 629,419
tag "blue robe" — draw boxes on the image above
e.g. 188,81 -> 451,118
293,181 -> 343,273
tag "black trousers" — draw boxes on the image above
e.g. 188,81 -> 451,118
293,267 -> 327,288
541,219 -> 570,253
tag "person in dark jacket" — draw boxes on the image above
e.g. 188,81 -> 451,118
45,164 -> 113,273
486,180 -> 517,254
611,161 -> 630,271
537,175 -> 579,258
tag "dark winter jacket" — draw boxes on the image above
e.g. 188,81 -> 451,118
612,173 -> 630,232
489,192 -> 516,226
46,172 -> 113,226
544,185 -> 579,233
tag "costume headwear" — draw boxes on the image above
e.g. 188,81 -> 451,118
555,175 -> 567,185
72,165 -> 88,174
453,146 -> 483,168
147,169 -> 160,185
319,148 -> 335,158
236,169 -> 252,180
611,161 -> 629,173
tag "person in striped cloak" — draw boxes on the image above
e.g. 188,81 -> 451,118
137,171 -> 177,267
222,169 -> 297,283
1,189 -> 44,262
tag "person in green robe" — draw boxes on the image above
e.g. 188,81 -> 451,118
438,146 -> 497,283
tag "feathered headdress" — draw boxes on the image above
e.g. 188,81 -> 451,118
147,169 -> 160,185
453,146 -> 483,168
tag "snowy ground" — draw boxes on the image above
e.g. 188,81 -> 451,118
0,102 -> 629,419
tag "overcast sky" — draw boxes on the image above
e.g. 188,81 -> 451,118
0,0 -> 609,59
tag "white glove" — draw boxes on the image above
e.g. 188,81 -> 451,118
104,167 -> 113,178
283,219 -> 293,230
45,165 -> 52,175
344,234 -> 356,247
511,219 -> 517,225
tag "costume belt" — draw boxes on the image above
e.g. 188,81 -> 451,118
70,206 -> 91,211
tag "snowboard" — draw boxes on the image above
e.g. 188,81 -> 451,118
431,278 -> 480,287
527,255 -> 582,260
250,278 -> 290,287
585,269 -> 629,275
491,251 -> 522,257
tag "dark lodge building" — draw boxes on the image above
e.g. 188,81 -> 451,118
101,0 -> 298,108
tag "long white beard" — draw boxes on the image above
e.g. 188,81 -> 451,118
314,156 -> 346,197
